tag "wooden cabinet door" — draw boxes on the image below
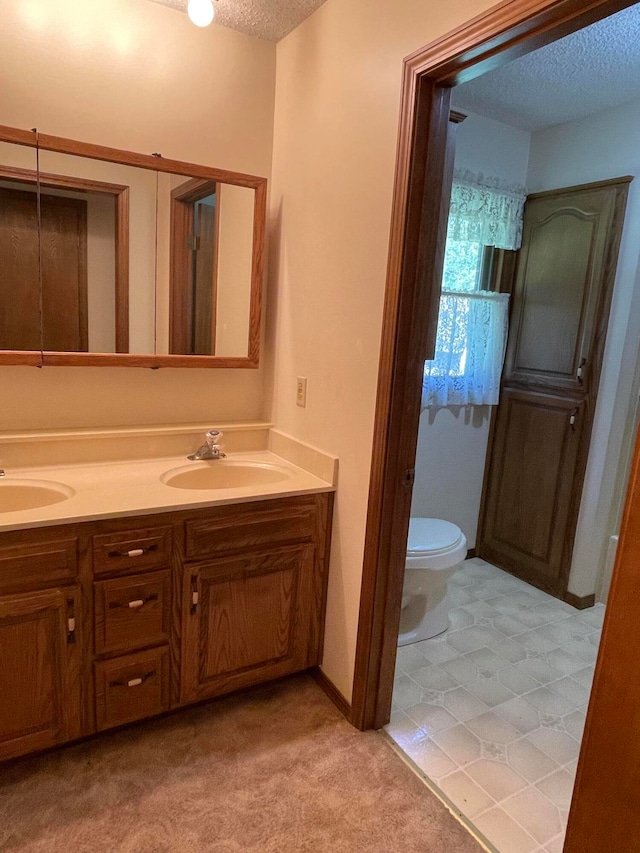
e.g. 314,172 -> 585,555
479,178 -> 630,597
0,587 -> 82,761
480,388 -> 585,594
0,188 -> 88,353
180,544 -> 315,704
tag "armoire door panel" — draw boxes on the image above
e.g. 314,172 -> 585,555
503,183 -> 625,392
514,212 -> 596,377
479,178 -> 630,598
481,389 -> 584,592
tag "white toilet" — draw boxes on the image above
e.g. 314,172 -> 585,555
398,518 -> 467,646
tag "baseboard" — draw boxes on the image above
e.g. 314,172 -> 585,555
564,591 -> 596,610
466,548 -> 477,559
309,666 -> 352,723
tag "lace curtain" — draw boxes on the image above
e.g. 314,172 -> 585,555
422,171 -> 525,409
448,169 -> 526,251
422,292 -> 510,407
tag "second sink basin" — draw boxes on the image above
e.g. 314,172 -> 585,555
0,479 -> 75,513
161,461 -> 292,491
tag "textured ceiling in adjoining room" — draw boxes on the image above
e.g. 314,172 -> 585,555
147,0 -> 328,41
452,3 -> 640,131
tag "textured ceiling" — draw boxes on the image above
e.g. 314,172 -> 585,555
147,0 -> 328,41
452,4 -> 640,131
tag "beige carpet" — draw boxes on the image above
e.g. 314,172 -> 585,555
0,674 -> 482,852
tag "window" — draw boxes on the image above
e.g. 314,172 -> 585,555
422,237 -> 510,408
421,173 -> 526,409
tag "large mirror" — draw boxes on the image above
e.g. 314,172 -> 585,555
0,126 -> 266,368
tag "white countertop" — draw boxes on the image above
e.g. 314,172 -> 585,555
0,450 -> 335,532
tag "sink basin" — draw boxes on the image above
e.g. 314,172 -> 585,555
0,479 -> 75,513
161,461 -> 292,491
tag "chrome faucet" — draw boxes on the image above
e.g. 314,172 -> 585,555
188,429 -> 226,461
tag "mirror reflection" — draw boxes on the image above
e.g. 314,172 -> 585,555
37,149 -> 157,354
156,173 -> 255,357
0,133 -> 261,362
0,140 -> 40,352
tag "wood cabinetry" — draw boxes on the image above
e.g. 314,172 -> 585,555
0,492 -> 333,762
0,586 -> 82,761
478,179 -> 630,598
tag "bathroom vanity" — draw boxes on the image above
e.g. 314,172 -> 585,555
0,429 -> 335,762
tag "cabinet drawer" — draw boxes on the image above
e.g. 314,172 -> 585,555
185,500 -> 315,560
94,570 -> 170,656
93,527 -> 171,576
95,646 -> 169,731
0,538 -> 77,595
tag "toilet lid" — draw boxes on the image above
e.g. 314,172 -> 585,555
407,518 -> 464,555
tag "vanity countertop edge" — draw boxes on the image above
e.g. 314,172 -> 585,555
0,423 -> 338,533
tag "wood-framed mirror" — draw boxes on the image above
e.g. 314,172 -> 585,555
0,124 -> 266,368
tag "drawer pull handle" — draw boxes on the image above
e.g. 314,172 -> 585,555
109,593 -> 159,610
190,575 -> 199,614
108,544 -> 158,559
66,598 -> 76,644
109,669 -> 156,689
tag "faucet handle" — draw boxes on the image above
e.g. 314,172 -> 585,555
206,429 -> 223,448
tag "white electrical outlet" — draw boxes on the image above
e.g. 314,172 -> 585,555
296,376 -> 307,408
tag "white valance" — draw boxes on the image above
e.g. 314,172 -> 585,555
422,291 -> 510,408
448,169 -> 527,251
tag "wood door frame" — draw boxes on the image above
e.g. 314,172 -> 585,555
169,178 -> 220,355
0,165 -> 130,353
352,0 -> 637,731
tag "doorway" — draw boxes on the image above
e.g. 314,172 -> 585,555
352,0 -> 640,851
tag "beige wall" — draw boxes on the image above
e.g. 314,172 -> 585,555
0,0 -> 275,429
267,0 -> 494,700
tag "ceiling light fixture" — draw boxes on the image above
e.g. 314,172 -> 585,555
187,0 -> 215,27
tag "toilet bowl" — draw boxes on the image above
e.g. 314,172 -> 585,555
398,518 -> 467,646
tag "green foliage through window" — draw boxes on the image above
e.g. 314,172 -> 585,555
441,239 -> 482,293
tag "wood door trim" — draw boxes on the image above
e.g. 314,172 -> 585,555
564,426 -> 640,850
0,165 -> 130,354
169,178 -> 219,355
353,0 -> 638,734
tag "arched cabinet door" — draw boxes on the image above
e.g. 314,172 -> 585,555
478,177 -> 631,598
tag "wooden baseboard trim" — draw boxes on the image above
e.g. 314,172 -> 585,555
564,591 -> 596,610
309,666 -> 352,723
466,548 -> 477,559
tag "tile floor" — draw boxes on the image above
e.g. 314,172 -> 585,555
386,558 -> 605,853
